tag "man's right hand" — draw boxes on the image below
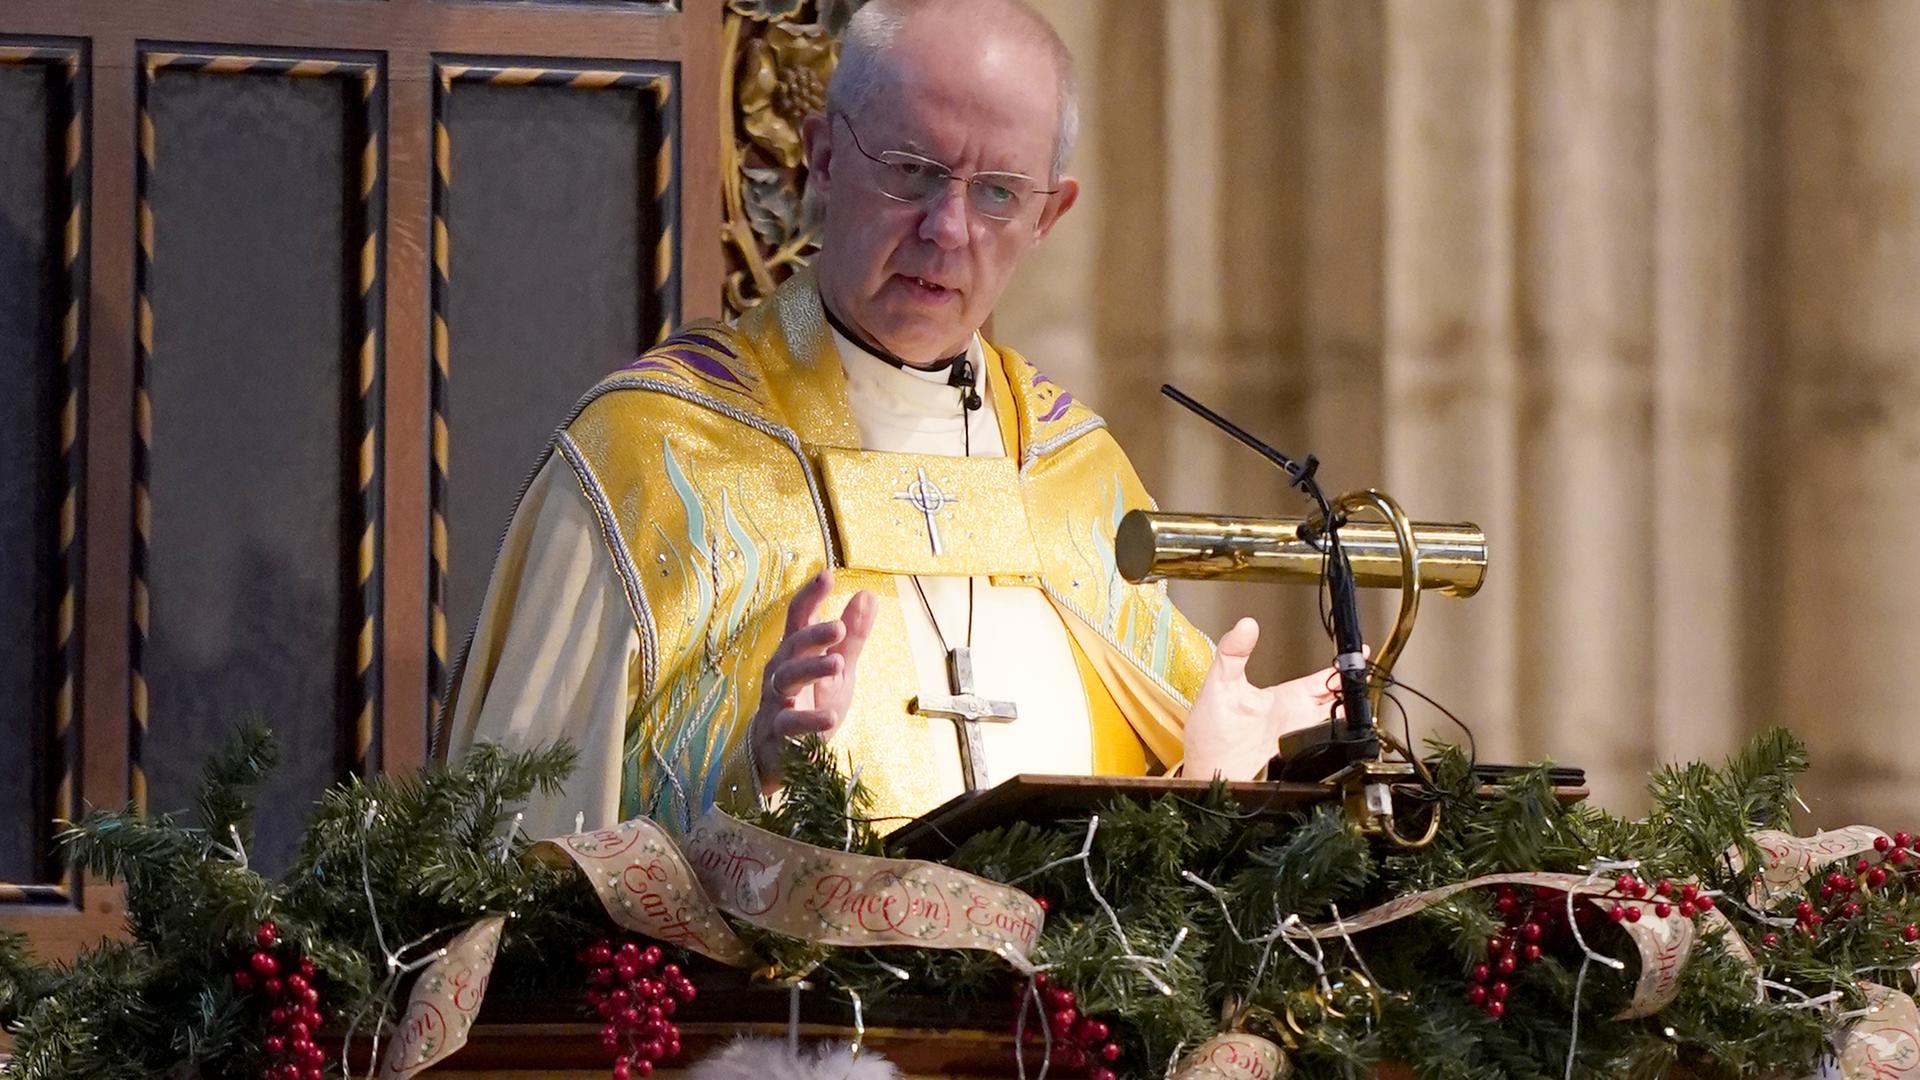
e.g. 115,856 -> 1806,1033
749,568 -> 877,795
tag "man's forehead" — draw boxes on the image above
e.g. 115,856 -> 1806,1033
860,58 -> 1056,168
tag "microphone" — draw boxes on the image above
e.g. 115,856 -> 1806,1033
1158,384 -> 1378,765
950,358 -> 983,411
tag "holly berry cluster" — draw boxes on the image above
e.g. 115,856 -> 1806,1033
1465,885 -> 1579,1021
230,920 -> 328,1080
1773,832 -> 1920,944
1011,973 -> 1123,1080
577,938 -> 696,1080
1600,873 -> 1716,925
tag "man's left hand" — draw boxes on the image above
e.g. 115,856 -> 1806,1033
1181,617 -> 1344,781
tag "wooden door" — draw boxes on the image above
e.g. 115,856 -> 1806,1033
0,0 -> 723,960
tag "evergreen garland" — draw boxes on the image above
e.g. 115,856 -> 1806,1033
1,725 -> 1911,1080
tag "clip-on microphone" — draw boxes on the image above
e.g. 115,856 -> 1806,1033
950,358 -> 982,411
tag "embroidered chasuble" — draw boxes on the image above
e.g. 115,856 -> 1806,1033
443,269 -> 1213,837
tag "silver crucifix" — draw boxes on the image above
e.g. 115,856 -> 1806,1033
893,467 -> 960,557
910,646 -> 1018,791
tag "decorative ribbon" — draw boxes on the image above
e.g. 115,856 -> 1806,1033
1286,871 -> 1692,1019
1732,827 -> 1889,908
380,915 -> 504,1079
377,809 -> 1043,1075
1171,1033 -> 1291,1080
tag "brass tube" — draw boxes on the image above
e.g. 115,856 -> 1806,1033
1115,510 -> 1487,597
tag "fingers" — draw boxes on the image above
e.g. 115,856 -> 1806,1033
1218,617 -> 1259,657
768,707 -> 835,739
783,568 -> 835,636
1210,617 -> 1259,685
833,589 -> 878,667
769,652 -> 842,699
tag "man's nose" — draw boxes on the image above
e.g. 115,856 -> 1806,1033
918,181 -> 971,249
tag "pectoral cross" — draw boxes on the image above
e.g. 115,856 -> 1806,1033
910,646 -> 1018,791
893,467 -> 959,557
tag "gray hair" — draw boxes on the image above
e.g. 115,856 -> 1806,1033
826,0 -> 1079,180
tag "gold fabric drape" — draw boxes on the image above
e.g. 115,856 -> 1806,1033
999,0 -> 1920,823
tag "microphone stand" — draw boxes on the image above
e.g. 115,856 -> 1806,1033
1159,385 -> 1379,767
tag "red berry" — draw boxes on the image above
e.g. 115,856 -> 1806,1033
1101,1043 -> 1122,1063
613,1059 -> 631,1080
1679,884 -> 1699,902
1696,894 -> 1715,911
1895,850 -> 1911,866
1906,925 -> 1919,943
1487,1001 -> 1506,1020
1797,901 -> 1817,921
1624,906 -> 1642,923
1090,1068 -> 1117,1080
1521,922 -> 1542,942
634,1061 -> 654,1078
1869,868 -> 1889,889
263,977 -> 283,999
1655,880 -> 1672,897
1608,905 -> 1625,923
1896,832 -> 1913,849
1466,985 -> 1486,1005
1470,963 -> 1490,983
1490,981 -> 1510,1001
251,952 -> 280,977
1678,902 -> 1695,918
1497,954 -> 1517,975
285,974 -> 309,997
1762,932 -> 1779,947
270,1007 -> 289,1026
233,971 -> 255,991
1615,874 -> 1636,895
1050,1008 -> 1078,1033
256,922 -> 279,949
1487,936 -> 1506,955
1044,988 -> 1072,1011
1523,944 -> 1541,962
1876,836 -> 1893,853
1857,858 -> 1873,874
661,964 -> 682,981
266,1035 -> 286,1055
641,946 -> 663,968
1034,896 -> 1051,913
1654,903 -> 1672,919
303,1068 -> 321,1080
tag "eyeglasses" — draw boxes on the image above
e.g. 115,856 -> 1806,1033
835,114 -> 1059,223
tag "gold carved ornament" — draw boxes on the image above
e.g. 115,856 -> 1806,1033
722,0 -> 869,316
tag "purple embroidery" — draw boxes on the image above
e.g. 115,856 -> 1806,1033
620,346 -> 752,395
676,329 -> 739,360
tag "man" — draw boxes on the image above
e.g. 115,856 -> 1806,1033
444,0 -> 1339,838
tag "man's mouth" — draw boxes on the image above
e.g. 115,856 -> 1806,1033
899,274 -> 954,295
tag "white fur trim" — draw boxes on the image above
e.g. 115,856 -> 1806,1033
684,1038 -> 901,1080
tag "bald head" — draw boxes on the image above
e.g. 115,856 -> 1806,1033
827,0 -> 1079,179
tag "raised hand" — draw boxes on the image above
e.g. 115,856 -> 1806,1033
748,568 -> 878,794
1181,617 -> 1343,781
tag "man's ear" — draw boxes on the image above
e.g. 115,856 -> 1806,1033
802,113 -> 833,190
1033,175 -> 1080,242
